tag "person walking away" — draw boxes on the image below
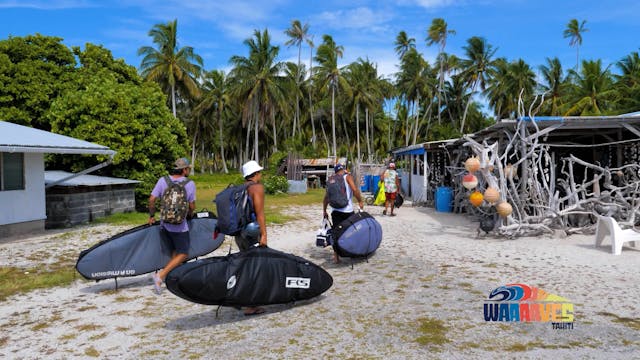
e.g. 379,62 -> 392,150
235,160 -> 268,315
323,163 -> 364,263
148,157 -> 196,295
382,162 -> 401,217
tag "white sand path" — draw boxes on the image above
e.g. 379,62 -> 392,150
0,205 -> 639,359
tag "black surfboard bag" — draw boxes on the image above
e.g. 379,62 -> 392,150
75,211 -> 224,280
165,246 -> 333,307
331,211 -> 382,258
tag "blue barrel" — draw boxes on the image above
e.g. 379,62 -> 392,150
435,186 -> 453,212
360,175 -> 371,192
371,175 -> 381,195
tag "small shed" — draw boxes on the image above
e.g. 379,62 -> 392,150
45,171 -> 138,228
287,157 -> 347,188
391,140 -> 456,205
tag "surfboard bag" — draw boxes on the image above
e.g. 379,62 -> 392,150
331,211 -> 382,258
75,211 -> 224,280
165,246 -> 333,307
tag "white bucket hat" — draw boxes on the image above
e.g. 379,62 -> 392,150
242,160 -> 264,178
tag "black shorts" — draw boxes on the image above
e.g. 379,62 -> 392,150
164,230 -> 190,255
331,210 -> 353,230
234,233 -> 258,252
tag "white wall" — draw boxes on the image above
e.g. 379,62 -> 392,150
0,153 -> 46,225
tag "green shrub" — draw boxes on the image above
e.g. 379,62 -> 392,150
263,175 -> 289,194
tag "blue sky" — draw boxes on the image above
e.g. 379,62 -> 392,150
1,0 -> 639,80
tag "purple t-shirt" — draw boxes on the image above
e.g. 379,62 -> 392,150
151,176 -> 196,233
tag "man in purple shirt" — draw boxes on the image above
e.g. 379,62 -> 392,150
147,157 -> 196,295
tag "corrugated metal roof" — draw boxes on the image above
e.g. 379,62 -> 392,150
298,157 -> 347,166
0,121 -> 116,155
45,171 -> 139,186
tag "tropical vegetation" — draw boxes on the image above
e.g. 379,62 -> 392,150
2,17 -> 640,209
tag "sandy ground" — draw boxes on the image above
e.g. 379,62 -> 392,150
1,203 -> 639,360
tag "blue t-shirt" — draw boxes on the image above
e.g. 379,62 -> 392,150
151,176 -> 196,233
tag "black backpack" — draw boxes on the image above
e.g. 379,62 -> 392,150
326,173 -> 349,208
160,176 -> 192,224
214,183 -> 254,235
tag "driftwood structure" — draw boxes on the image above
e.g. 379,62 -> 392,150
446,103 -> 640,237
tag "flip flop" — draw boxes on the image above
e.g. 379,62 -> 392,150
151,273 -> 163,295
244,308 -> 266,316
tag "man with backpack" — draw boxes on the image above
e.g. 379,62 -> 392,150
322,163 -> 364,263
147,157 -> 196,295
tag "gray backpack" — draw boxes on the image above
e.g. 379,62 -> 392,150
326,173 -> 349,208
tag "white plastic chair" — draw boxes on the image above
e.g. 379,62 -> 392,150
594,216 -> 640,255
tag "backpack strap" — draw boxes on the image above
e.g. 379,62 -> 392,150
163,175 -> 173,186
164,175 -> 192,186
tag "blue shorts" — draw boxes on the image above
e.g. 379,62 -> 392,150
165,230 -> 190,255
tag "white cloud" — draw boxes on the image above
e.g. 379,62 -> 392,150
396,0 -> 461,8
0,0 -> 97,9
314,7 -> 393,31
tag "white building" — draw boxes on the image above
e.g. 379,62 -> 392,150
0,121 -> 115,240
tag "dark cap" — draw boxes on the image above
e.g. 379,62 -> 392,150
334,163 -> 344,172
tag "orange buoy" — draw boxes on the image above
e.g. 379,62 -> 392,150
465,157 -> 481,173
462,173 -> 478,190
469,191 -> 484,207
484,187 -> 500,204
496,201 -> 513,217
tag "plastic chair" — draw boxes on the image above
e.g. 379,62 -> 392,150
595,216 -> 640,255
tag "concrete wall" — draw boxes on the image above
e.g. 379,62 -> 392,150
45,184 -> 136,228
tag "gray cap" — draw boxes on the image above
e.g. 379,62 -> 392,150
174,157 -> 190,170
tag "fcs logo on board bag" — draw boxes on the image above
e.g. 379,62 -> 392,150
285,277 -> 310,289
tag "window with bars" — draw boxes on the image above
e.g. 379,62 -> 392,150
1,152 -> 25,191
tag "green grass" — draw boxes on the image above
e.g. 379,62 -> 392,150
414,317 -> 450,348
96,173 -> 326,226
0,264 -> 76,302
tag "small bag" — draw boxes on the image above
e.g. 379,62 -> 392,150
315,218 -> 333,247
394,192 -> 404,208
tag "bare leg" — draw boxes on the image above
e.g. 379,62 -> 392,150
157,253 -> 188,280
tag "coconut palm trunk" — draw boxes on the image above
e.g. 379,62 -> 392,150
331,87 -> 337,158
217,107 -> 228,173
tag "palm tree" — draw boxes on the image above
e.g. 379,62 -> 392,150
486,58 -> 536,119
564,59 -> 615,115
460,36 -> 497,133
345,58 -> 382,162
395,48 -> 431,145
426,18 -> 455,124
229,29 -> 286,163
616,51 -> 640,112
394,31 -> 415,59
284,20 -> 310,138
196,70 -> 230,173
306,34 -> 317,147
538,57 -> 567,116
314,35 -> 351,158
563,19 -> 588,70
138,19 -> 203,117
